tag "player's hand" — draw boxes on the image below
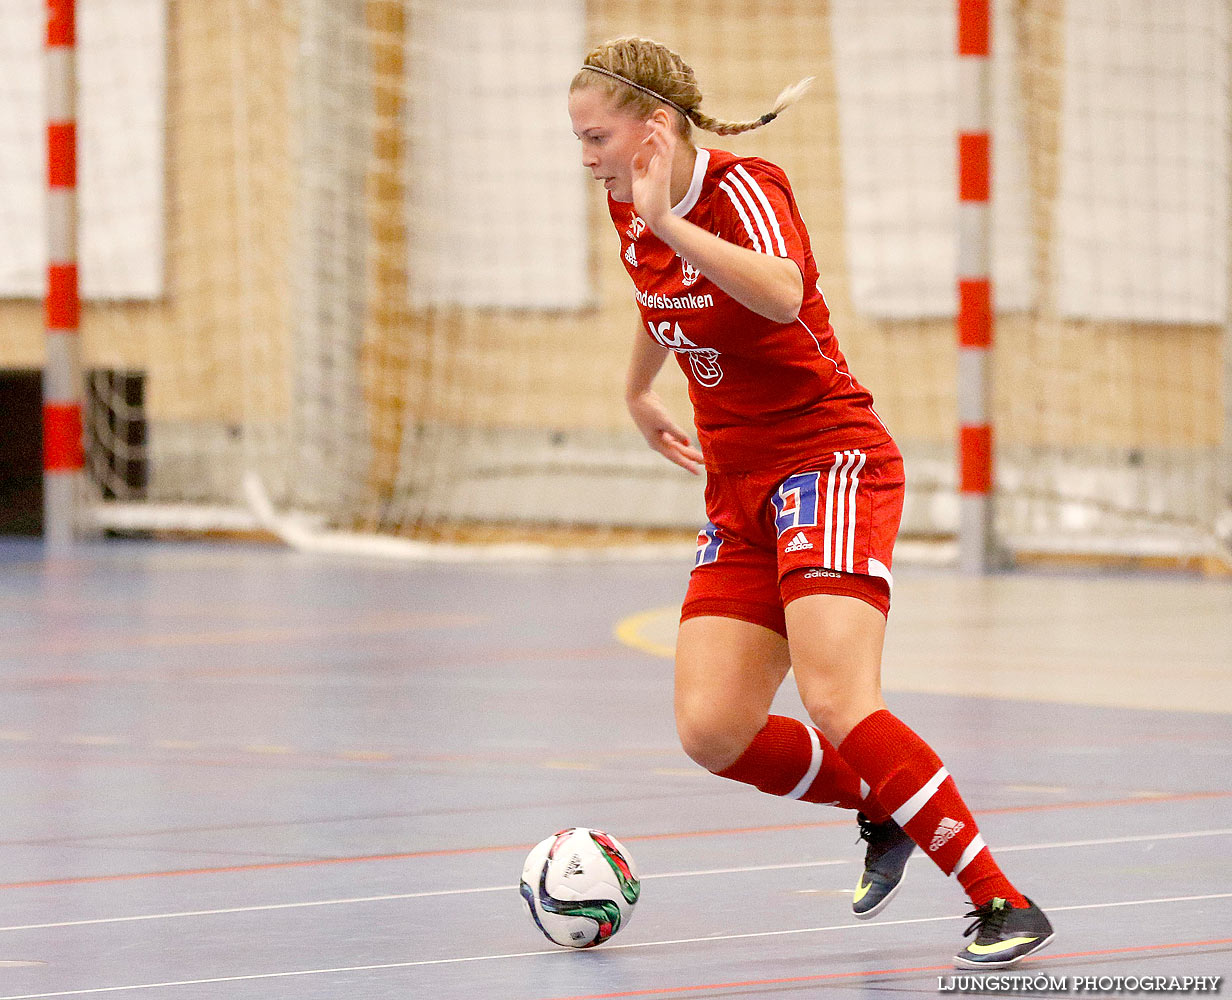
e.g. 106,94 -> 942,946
626,389 -> 704,476
630,117 -> 676,233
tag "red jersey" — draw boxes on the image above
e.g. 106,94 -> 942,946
609,147 -> 890,473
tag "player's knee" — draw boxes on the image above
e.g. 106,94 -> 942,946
674,700 -> 759,773
798,687 -> 876,746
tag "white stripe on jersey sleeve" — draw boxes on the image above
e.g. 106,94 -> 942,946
718,179 -> 763,252
733,164 -> 788,256
724,171 -> 775,253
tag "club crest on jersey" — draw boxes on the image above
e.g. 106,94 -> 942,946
680,257 -> 700,287
626,215 -> 646,240
687,349 -> 723,387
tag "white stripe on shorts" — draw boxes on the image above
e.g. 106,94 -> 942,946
823,450 -> 864,572
822,459 -> 839,570
845,451 -> 867,573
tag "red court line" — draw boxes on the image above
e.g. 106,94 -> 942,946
4,789 -> 1228,891
541,938 -> 1232,1000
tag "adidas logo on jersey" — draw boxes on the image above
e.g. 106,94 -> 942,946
803,568 -> 841,579
624,242 -> 638,267
784,531 -> 813,553
929,817 -> 965,852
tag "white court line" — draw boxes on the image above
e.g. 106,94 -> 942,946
0,892 -> 1230,999
0,860 -> 849,934
2,827 -> 1229,935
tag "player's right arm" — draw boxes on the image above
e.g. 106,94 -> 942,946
624,328 -> 704,476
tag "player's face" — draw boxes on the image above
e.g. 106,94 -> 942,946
568,87 -> 650,203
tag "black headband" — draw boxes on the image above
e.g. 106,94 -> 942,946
579,65 -> 692,119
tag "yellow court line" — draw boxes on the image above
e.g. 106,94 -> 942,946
613,606 -> 678,659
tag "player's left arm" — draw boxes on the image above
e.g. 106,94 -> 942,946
631,116 -> 803,324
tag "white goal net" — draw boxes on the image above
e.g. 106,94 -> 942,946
0,0 -> 1228,566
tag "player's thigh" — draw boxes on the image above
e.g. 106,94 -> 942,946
674,614 -> 791,771
784,593 -> 887,746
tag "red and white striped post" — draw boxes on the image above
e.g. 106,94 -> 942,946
956,0 -> 997,572
44,0 -> 83,551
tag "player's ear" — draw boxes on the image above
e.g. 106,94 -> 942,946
646,108 -> 672,130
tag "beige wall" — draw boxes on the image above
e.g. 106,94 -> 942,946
0,1 -> 293,425
0,0 -> 1221,460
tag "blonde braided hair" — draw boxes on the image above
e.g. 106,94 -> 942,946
572,36 -> 812,139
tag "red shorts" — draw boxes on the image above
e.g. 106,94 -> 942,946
682,439 -> 905,635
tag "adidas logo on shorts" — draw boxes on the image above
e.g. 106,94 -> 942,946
930,817 -> 965,852
783,531 -> 813,553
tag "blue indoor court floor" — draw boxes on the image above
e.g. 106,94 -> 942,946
0,538 -> 1228,998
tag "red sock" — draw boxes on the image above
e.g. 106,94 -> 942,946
837,709 -> 1028,908
716,715 -> 889,820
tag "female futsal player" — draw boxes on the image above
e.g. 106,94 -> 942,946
568,37 -> 1053,968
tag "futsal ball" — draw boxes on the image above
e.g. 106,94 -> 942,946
519,827 -> 641,948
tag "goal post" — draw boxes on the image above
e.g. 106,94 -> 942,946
955,0 -> 998,573
0,0 -> 1226,568
42,0 -> 83,551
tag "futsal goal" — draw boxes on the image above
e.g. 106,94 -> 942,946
0,0 -> 1228,568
